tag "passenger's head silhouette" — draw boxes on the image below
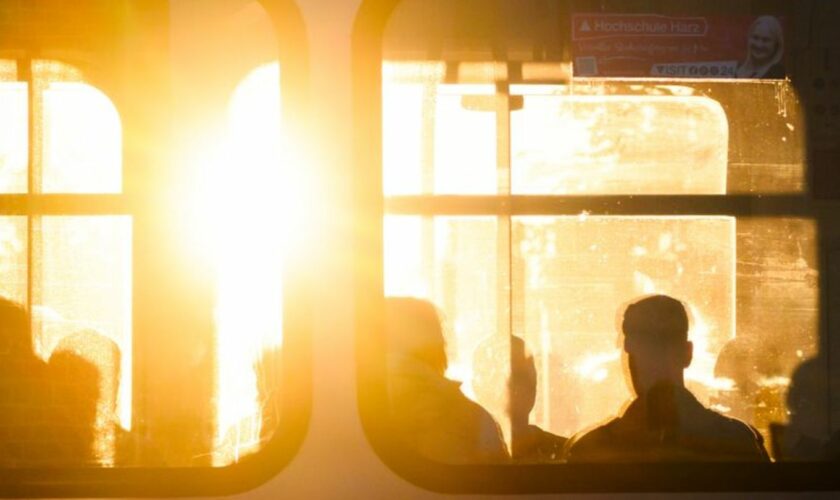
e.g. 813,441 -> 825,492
508,336 -> 537,423
0,297 -> 31,355
385,297 -> 447,377
621,294 -> 693,397
474,335 -> 538,424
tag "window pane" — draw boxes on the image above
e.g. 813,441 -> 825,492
733,218 -> 819,459
511,89 -> 728,194
385,216 -> 500,382
383,74 -> 805,196
513,216 -> 735,438
33,216 -> 131,466
0,217 -> 27,307
0,63 -> 27,193
383,71 -> 498,195
212,62 -> 284,466
164,0 -> 288,467
384,215 -> 820,463
0,60 -> 122,194
385,216 -> 513,455
41,82 -> 122,193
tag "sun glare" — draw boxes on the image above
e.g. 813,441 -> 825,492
0,60 -> 131,466
208,62 -> 287,464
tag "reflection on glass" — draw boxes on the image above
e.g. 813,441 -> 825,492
511,90 -> 728,194
34,216 -> 132,466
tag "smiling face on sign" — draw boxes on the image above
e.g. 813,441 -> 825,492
748,20 -> 780,65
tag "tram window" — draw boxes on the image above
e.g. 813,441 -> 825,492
369,0 -> 832,490
0,0 -> 308,491
0,59 -> 131,467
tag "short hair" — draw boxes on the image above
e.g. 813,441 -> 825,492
621,295 -> 689,346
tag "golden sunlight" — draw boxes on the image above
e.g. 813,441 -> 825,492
42,83 -> 122,193
210,62 -> 285,464
0,61 -> 26,193
0,59 -> 130,466
383,62 -> 743,442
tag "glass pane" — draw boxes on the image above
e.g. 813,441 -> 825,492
513,216 -> 735,439
383,70 -> 498,195
385,216 -> 512,462
41,82 -> 122,193
0,217 -> 27,309
383,214 -> 820,463
33,216 -> 132,466
1,0 -> 295,474
511,89 -> 728,194
212,62 -> 284,466
165,0 -> 286,467
733,218 -> 819,460
385,216 -> 500,382
0,60 -> 27,192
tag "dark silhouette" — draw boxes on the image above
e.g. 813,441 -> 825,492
565,295 -> 770,462
47,342 -> 102,465
712,336 -> 760,425
472,335 -> 567,462
507,336 -> 567,462
385,297 -> 508,463
0,298 -> 51,467
48,329 -> 122,466
0,297 -> 118,467
770,356 -> 830,460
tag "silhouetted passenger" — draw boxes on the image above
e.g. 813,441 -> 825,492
508,336 -> 567,462
822,429 -> 840,461
386,297 -> 508,463
713,336 -> 760,424
472,335 -> 567,462
0,298 -> 51,466
565,295 -> 769,462
48,330 -> 122,466
48,344 -> 101,465
771,357 -> 829,460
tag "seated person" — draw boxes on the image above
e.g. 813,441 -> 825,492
386,297 -> 508,463
508,336 -> 567,462
565,295 -> 770,462
472,335 -> 567,462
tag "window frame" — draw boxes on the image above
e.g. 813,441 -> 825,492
0,0 -> 311,496
353,0 -> 840,493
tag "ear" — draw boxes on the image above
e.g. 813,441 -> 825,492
683,341 -> 693,368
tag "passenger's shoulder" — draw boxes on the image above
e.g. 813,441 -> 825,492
701,407 -> 761,439
696,407 -> 770,460
564,420 -> 618,462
